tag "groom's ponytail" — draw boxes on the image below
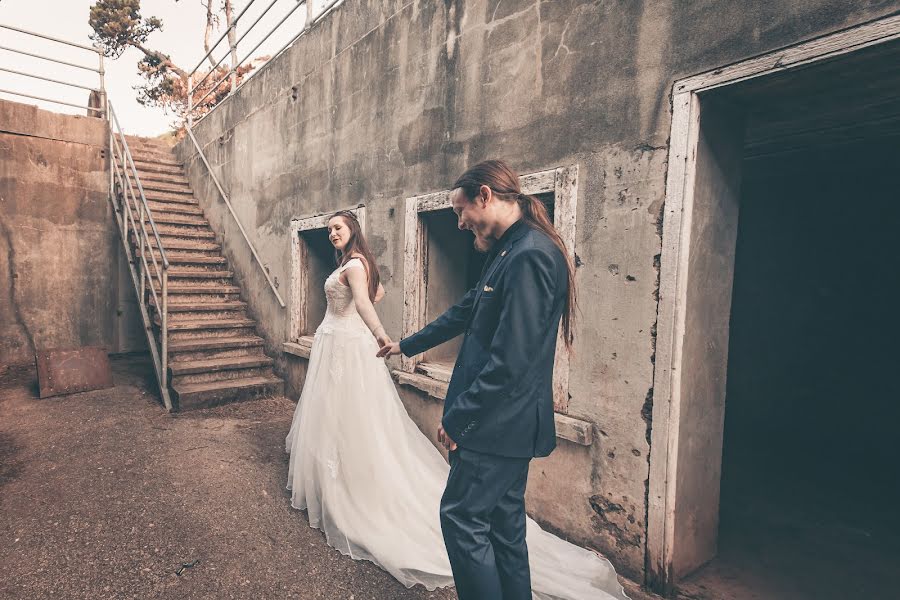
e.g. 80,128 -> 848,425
452,160 -> 577,351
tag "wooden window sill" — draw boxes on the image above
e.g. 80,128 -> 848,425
391,369 -> 593,446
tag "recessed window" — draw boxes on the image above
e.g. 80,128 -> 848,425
288,206 -> 366,356
420,209 -> 488,368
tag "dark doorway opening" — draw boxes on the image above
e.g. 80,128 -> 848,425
681,40 -> 900,600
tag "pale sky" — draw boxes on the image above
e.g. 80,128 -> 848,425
0,0 -> 311,136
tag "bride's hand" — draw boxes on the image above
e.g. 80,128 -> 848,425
376,331 -> 393,348
376,341 -> 402,358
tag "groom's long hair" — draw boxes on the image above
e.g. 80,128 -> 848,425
452,160 -> 577,351
330,210 -> 381,302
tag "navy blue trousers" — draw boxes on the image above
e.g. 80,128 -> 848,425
440,446 -> 532,600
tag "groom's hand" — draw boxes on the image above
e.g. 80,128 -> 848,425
438,426 -> 457,452
376,341 -> 401,358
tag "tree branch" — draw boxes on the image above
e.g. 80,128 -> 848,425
203,0 -> 216,69
133,42 -> 189,80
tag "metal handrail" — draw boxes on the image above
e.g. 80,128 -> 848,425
107,100 -> 173,410
184,127 -> 286,307
189,0 -> 342,130
0,23 -> 105,117
108,105 -> 169,268
188,0 -> 259,75
180,0 -> 345,309
189,0 -> 277,94
0,65 -> 100,92
0,89 -> 98,112
190,0 -> 306,109
0,45 -> 101,72
0,23 -> 99,51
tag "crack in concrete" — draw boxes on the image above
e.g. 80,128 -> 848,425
0,219 -> 35,360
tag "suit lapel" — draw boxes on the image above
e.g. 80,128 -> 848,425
471,248 -> 507,309
469,221 -> 530,314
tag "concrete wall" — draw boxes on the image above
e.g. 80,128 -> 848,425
0,100 -> 143,367
177,0 -> 900,579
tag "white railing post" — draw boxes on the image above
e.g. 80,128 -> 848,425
97,51 -> 106,118
187,73 -> 193,129
161,269 -> 168,387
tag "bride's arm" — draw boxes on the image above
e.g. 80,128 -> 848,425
346,264 -> 390,344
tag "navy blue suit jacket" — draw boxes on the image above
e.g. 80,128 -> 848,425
399,220 -> 567,458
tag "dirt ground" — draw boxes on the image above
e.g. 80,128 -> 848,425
0,355 -> 653,600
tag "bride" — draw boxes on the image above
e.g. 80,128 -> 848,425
285,210 -> 628,600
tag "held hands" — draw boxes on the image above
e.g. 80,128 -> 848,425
376,341 -> 402,358
438,426 -> 457,452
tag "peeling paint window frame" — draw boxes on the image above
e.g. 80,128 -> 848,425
400,165 -> 578,413
289,206 -> 367,351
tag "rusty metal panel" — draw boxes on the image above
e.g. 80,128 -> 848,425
35,347 -> 113,399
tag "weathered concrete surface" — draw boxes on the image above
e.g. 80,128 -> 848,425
0,357 -> 454,600
178,0 -> 900,579
0,100 -> 143,367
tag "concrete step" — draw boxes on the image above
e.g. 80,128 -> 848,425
128,232 -> 215,250
135,171 -> 190,186
168,325 -> 258,342
166,283 -> 240,294
162,287 -> 242,303
143,222 -> 211,237
161,317 -> 255,331
170,355 -> 273,375
129,177 -> 192,195
170,356 -> 274,385
141,213 -> 208,227
150,274 -> 234,289
132,225 -> 214,239
142,190 -> 198,205
169,354 -> 275,376
159,289 -> 241,304
130,148 -> 178,162
173,375 -> 284,411
174,365 -> 275,386
149,228 -> 216,241
143,237 -> 220,253
150,305 -> 248,324
152,300 -> 248,313
153,261 -> 230,274
163,253 -> 228,267
144,202 -> 204,216
165,309 -> 248,323
131,153 -> 181,168
124,135 -> 173,150
167,336 -> 265,361
168,336 -> 264,353
167,268 -> 232,278
132,160 -> 183,176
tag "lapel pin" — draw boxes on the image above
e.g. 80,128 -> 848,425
483,286 -> 493,292
500,250 -> 507,256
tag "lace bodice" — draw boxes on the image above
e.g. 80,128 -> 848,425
324,259 -> 360,317
317,258 -> 367,335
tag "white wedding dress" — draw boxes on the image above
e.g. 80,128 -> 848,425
286,259 -> 629,600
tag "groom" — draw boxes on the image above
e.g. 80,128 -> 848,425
378,160 -> 575,600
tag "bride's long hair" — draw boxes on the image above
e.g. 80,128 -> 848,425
330,210 -> 381,302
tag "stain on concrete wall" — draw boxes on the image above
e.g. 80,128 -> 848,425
0,100 -> 144,366
178,0 -> 900,578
